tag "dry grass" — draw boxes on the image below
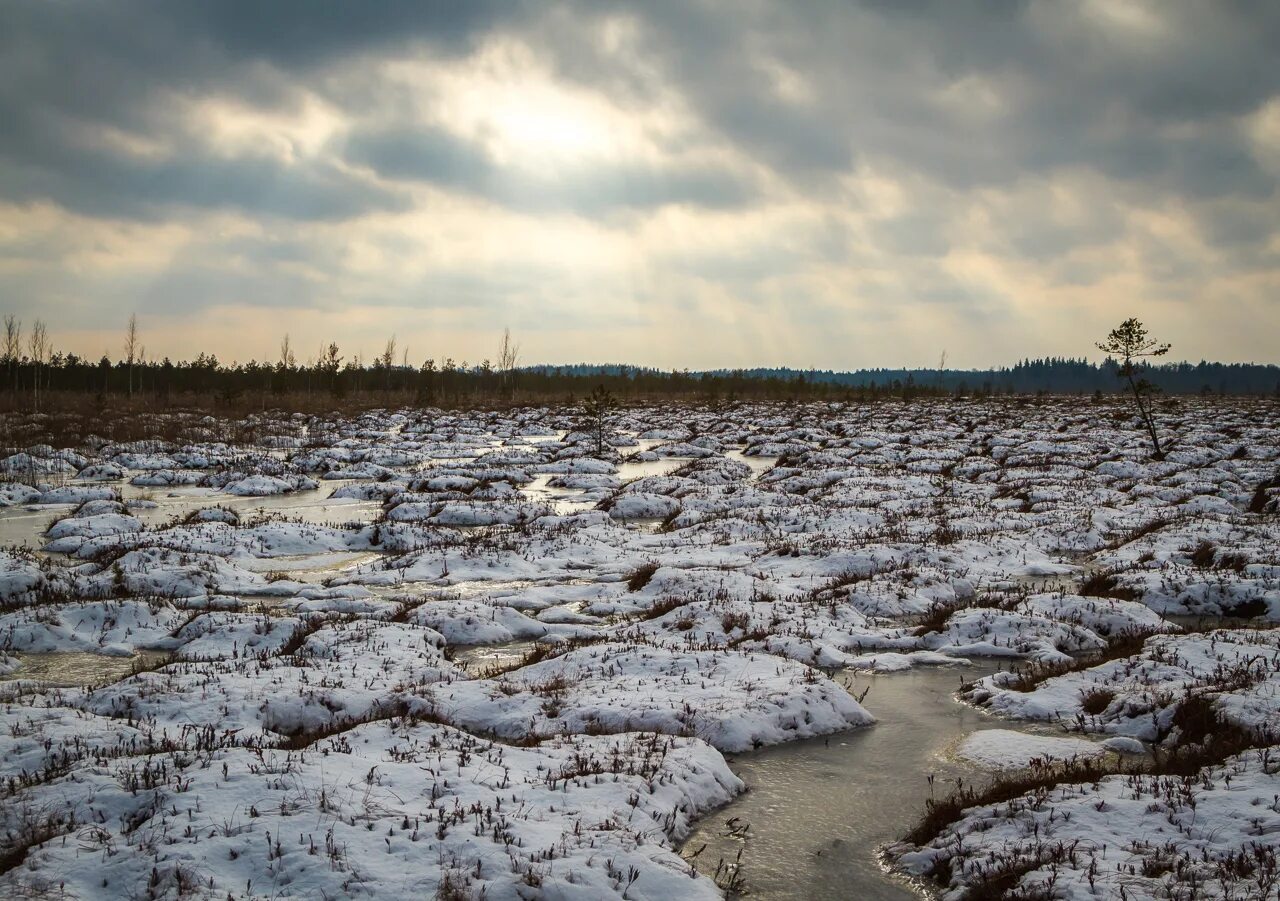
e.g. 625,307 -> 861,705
625,561 -> 660,592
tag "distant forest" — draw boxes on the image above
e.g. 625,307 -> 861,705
530,358 -> 1280,397
3,342 -> 1278,412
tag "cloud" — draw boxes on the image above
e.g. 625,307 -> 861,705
343,122 -> 756,215
0,134 -> 409,222
560,1 -> 1280,200
0,0 -> 1276,367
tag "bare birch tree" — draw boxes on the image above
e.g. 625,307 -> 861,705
124,314 -> 139,398
3,315 -> 20,394
497,328 -> 520,397
280,334 -> 296,369
28,319 -> 48,411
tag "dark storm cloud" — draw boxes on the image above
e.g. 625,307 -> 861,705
0,0 -> 523,220
343,126 -> 493,193
181,1 -> 522,68
547,0 -> 1280,201
3,0 -> 1277,223
0,118 -> 408,222
1,0 -> 516,103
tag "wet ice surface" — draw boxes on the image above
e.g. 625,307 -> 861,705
684,662 -> 1011,900
450,639 -> 537,674
122,480 -> 384,530
519,473 -> 601,515
683,661 -> 1134,900
0,648 -> 171,687
1,398 -> 1278,899
0,505 -> 75,550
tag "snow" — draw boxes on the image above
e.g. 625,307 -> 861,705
967,629 -> 1280,741
1,397 -> 1278,898
222,473 -> 319,496
434,643 -> 873,752
3,718 -> 740,900
896,747 -> 1280,900
954,729 -> 1107,769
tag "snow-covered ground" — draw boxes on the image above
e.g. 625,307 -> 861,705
0,397 -> 1277,898
896,747 -> 1280,900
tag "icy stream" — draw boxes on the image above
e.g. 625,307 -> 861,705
682,661 -> 1066,899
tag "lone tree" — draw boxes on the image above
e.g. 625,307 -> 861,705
1096,317 -> 1171,459
580,384 -> 617,457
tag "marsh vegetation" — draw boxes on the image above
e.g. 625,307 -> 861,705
0,394 -> 1277,898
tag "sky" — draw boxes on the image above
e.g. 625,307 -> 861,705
1,0 -> 1277,370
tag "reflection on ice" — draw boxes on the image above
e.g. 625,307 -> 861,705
1,649 -> 170,688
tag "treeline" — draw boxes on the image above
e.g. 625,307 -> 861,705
3,350 -> 943,409
547,357 -> 1280,397
3,330 -> 1277,414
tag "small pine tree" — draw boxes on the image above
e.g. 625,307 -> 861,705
1096,318 -> 1171,459
580,384 -> 617,457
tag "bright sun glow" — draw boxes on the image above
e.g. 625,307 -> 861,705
479,84 -> 619,160
386,41 -> 647,165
